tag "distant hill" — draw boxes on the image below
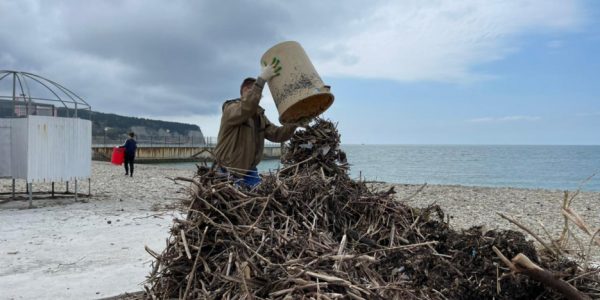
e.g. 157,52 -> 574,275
0,100 -> 203,140
59,109 -> 204,140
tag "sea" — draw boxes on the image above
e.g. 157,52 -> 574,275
158,145 -> 600,192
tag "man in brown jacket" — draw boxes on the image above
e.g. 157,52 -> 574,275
214,57 -> 297,187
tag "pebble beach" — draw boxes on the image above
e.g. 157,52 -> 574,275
1,161 -> 599,299
388,183 -> 600,261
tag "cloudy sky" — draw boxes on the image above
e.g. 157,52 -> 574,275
1,0 -> 599,144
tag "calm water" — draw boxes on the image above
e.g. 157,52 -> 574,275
159,145 -> 600,191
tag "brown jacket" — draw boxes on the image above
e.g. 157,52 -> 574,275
214,78 -> 296,171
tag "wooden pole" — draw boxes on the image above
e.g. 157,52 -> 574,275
493,247 -> 591,300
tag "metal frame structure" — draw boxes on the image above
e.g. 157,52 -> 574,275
0,70 -> 91,116
0,70 -> 92,207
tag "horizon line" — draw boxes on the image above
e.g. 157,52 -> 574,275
341,143 -> 600,146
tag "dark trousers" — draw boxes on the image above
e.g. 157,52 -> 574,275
124,154 -> 135,176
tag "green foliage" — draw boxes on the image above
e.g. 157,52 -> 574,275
58,108 -> 201,138
0,100 -> 202,139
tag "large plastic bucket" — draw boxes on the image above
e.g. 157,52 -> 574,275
111,147 -> 125,165
261,41 -> 334,124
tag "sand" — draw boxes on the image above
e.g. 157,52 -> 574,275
386,182 -> 600,262
0,162 -> 192,300
1,161 -> 599,299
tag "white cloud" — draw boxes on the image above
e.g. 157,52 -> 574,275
0,0 -> 588,121
299,1 -> 585,82
468,115 -> 542,123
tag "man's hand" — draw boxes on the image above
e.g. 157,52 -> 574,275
260,57 -> 282,81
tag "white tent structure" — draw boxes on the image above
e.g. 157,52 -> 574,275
0,70 -> 92,207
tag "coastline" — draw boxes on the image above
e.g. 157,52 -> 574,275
388,182 -> 600,234
1,161 -> 598,299
385,182 -> 600,263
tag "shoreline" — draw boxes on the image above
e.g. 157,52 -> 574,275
386,182 -> 600,231
133,159 -> 600,193
1,161 -> 598,299
384,182 -> 600,263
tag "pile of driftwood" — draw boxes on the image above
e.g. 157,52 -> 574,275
145,119 -> 599,299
